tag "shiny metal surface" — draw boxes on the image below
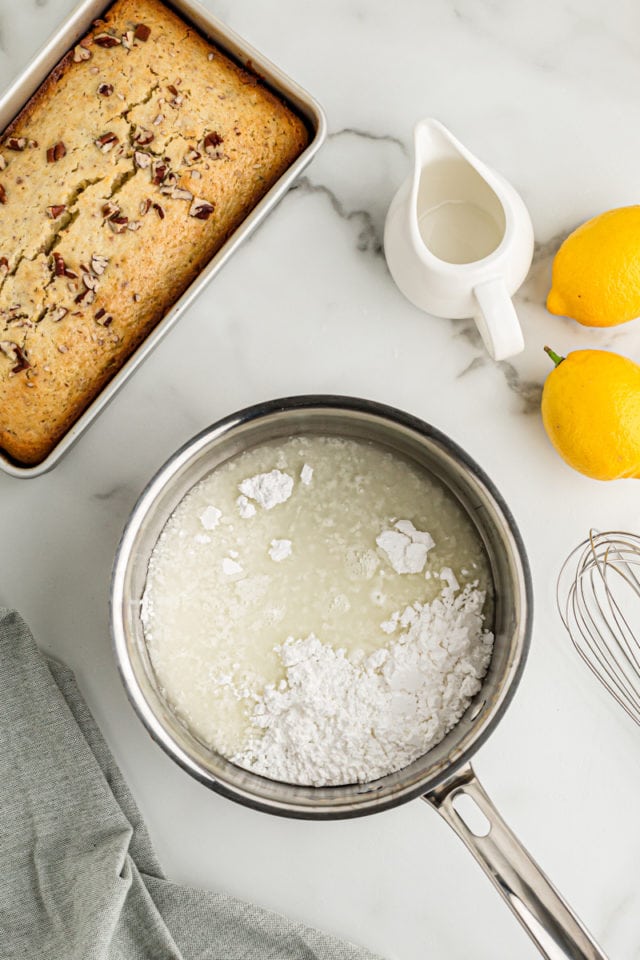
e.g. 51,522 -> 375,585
558,529 -> 640,727
0,0 -> 326,478
111,395 -> 607,960
427,766 -> 608,960
112,395 -> 531,815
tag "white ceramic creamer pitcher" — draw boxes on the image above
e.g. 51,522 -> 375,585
384,119 -> 534,361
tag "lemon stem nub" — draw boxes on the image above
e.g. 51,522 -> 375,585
544,345 -> 565,367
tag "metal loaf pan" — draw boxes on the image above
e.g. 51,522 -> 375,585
0,0 -> 326,478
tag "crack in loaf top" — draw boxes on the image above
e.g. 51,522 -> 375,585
0,0 -> 309,465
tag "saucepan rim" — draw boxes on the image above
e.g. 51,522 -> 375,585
110,395 -> 533,818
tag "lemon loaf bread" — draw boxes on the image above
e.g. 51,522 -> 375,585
0,0 -> 309,465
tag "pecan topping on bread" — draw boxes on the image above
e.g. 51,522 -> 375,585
202,132 -> 224,158
0,341 -> 29,374
108,215 -> 129,233
49,307 -> 69,323
94,33 -> 121,48
98,83 -> 114,96
95,132 -> 119,153
47,205 -> 67,219
0,185 -> 6,204
134,23 -> 151,42
46,142 -> 66,163
91,254 -> 109,275
133,126 -> 154,146
73,45 -> 92,62
101,201 -> 120,219
53,253 -> 67,276
189,197 -> 215,220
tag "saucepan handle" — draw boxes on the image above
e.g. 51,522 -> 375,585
423,763 -> 607,960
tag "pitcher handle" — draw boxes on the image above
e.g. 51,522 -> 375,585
424,764 -> 608,960
473,278 -> 525,361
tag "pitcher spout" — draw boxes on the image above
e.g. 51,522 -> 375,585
412,118 -> 466,171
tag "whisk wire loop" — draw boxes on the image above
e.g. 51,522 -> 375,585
557,530 -> 640,727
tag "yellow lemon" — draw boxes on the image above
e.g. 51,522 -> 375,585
547,206 -> 640,326
541,347 -> 640,480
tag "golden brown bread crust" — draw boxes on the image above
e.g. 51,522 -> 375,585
0,0 -> 309,465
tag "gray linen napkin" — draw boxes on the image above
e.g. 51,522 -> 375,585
0,608 -> 380,960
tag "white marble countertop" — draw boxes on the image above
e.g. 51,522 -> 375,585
2,1 -> 640,958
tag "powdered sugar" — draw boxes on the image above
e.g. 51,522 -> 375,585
238,469 -> 293,510
199,505 -> 222,530
376,519 -> 435,574
269,539 -> 292,562
236,495 -> 256,519
231,583 -> 493,785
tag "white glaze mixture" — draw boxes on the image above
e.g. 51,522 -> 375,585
141,435 -> 493,785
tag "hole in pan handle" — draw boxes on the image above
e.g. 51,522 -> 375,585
424,763 -> 608,960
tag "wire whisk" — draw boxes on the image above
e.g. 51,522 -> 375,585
557,530 -> 640,726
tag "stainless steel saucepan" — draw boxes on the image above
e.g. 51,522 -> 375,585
111,396 -> 607,960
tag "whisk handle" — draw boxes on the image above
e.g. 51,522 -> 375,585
424,763 -> 608,960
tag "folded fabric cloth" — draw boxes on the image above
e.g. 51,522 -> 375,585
0,608 -> 379,960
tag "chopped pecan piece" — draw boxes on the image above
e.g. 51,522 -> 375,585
121,30 -> 135,51
91,254 -> 109,275
0,257 -> 8,272
94,33 -> 120,47
95,308 -> 112,327
49,306 -> 68,323
101,201 -> 120,219
151,160 -> 169,185
152,202 -> 165,219
0,304 -> 22,324
108,215 -> 129,233
95,132 -> 119,153
53,252 -> 67,276
132,125 -> 154,146
203,131 -> 223,154
82,272 -> 99,291
0,341 -> 29,374
183,148 -> 201,165
127,221 -> 141,231
159,174 -> 179,195
169,187 -> 193,202
0,184 -> 6,204
46,141 -> 66,163
152,113 -> 165,126
47,205 -> 67,219
75,287 -> 96,305
134,23 -> 151,41
134,151 -> 151,170
98,83 -> 114,96
5,137 -> 27,151
189,197 -> 215,220
74,45 -> 92,62
167,84 -> 184,108
139,198 -> 151,216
